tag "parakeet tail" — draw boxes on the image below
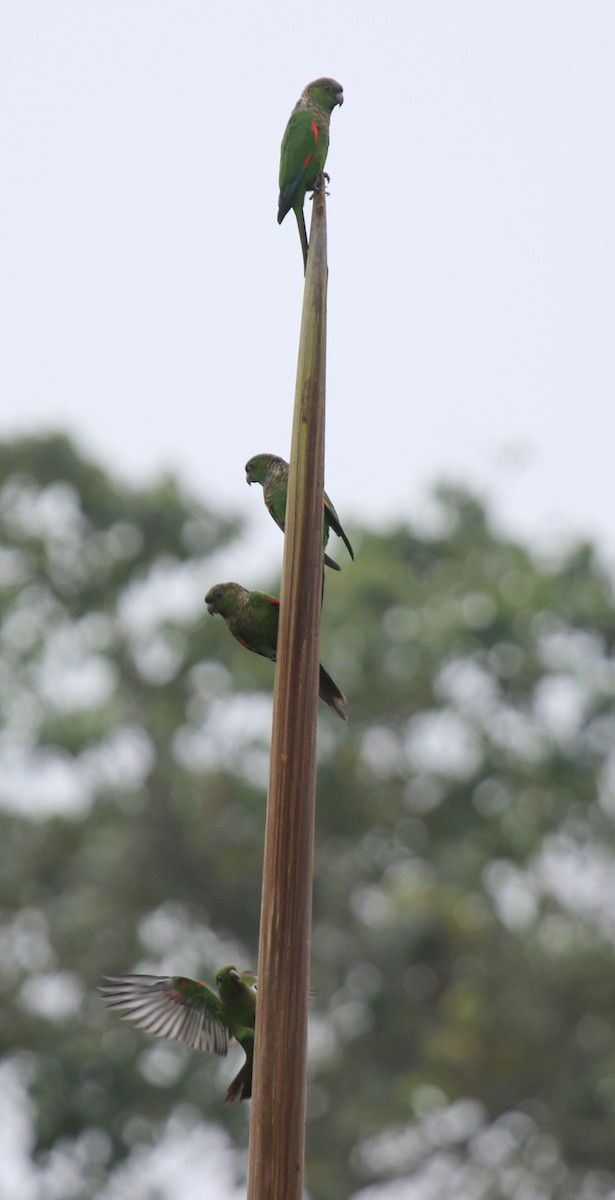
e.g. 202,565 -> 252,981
225,1060 -> 252,1103
324,552 -> 341,571
294,208 -> 309,272
319,665 -> 347,721
340,528 -> 354,560
327,510 -> 355,561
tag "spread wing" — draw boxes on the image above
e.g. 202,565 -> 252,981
98,973 -> 229,1056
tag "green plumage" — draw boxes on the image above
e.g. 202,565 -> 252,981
245,452 -> 354,571
98,966 -> 256,1102
205,581 -> 347,720
278,77 -> 344,269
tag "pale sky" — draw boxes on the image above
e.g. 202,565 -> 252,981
2,1 -> 614,571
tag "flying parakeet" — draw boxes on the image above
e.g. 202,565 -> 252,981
245,452 -> 354,572
278,77 -> 344,270
98,965 -> 256,1103
205,581 -> 347,720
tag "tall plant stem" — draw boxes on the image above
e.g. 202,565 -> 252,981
247,179 -> 329,1200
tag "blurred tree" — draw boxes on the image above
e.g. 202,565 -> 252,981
2,437 -> 615,1200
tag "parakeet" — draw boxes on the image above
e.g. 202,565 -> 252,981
278,77 -> 344,270
98,965 -> 256,1103
205,581 -> 347,720
245,452 -> 354,572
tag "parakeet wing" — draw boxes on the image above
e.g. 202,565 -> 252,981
236,629 -> 274,657
267,499 -> 286,535
237,594 -> 280,660
98,974 -> 229,1055
324,494 -> 354,559
278,110 -> 319,218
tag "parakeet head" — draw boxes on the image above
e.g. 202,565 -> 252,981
216,966 -> 257,1009
245,453 -> 284,485
302,77 -> 344,113
205,582 -> 243,618
216,965 -> 241,991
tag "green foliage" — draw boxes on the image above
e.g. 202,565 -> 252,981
2,437 -> 615,1199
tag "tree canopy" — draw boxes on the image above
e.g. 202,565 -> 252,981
2,434 -> 615,1199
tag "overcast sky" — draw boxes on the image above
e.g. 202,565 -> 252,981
2,2 -> 614,571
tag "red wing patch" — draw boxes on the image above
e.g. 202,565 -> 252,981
303,122 -> 319,169
267,597 -> 280,609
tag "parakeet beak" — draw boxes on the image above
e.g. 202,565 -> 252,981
206,601 -> 215,615
336,91 -> 344,106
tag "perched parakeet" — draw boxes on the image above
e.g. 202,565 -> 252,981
245,452 -> 354,572
278,77 -> 344,270
98,965 -> 256,1103
205,581 -> 347,720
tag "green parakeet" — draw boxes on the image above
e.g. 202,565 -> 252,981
205,581 -> 347,720
245,452 -> 354,571
278,77 -> 344,270
98,965 -> 256,1103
